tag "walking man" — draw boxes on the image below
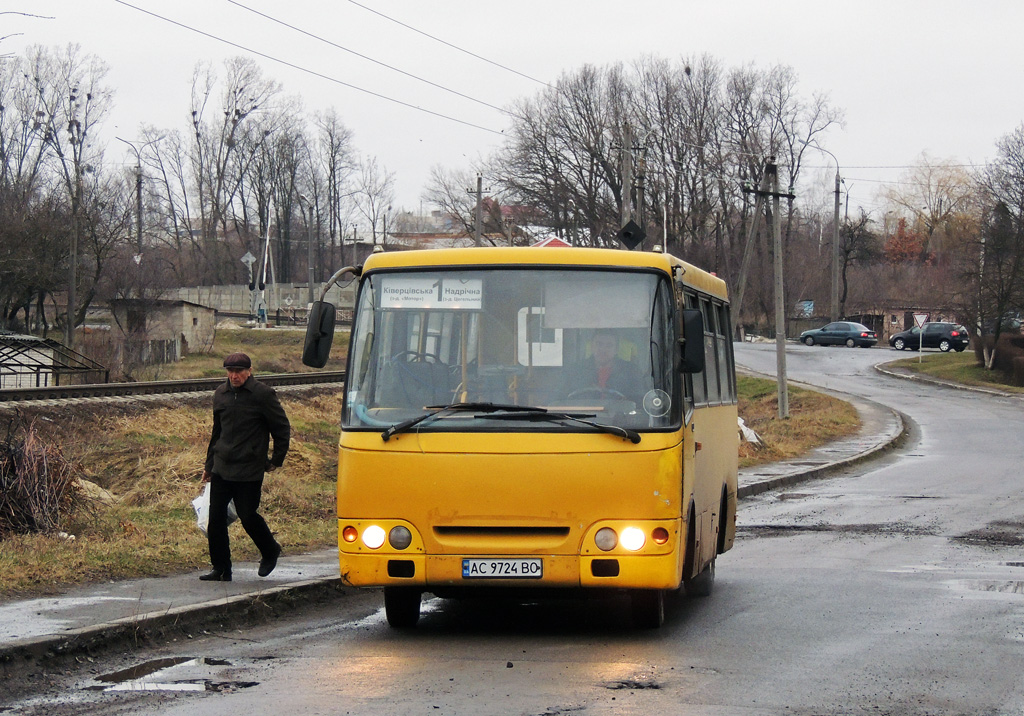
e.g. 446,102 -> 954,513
200,352 -> 290,582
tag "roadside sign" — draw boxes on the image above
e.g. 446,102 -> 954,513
913,313 -> 929,362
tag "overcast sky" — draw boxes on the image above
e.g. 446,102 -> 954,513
5,0 -> 1023,216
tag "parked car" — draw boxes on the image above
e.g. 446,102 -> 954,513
799,321 -> 878,348
889,322 -> 969,352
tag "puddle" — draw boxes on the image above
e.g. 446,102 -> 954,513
89,657 -> 259,693
95,657 -> 196,683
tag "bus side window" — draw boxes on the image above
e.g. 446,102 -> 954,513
701,296 -> 721,404
717,302 -> 736,403
685,292 -> 707,406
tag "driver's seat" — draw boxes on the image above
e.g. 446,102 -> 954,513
378,360 -> 454,408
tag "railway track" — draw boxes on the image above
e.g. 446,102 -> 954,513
0,371 -> 346,403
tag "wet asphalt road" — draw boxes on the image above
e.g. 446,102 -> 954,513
7,343 -> 1024,715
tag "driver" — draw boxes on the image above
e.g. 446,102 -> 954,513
566,329 -> 643,401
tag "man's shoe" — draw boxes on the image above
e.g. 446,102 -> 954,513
199,569 -> 232,582
258,545 -> 281,577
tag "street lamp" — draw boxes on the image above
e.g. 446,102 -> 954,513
116,135 -> 163,257
811,144 -> 842,322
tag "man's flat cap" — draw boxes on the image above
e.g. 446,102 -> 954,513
223,352 -> 252,368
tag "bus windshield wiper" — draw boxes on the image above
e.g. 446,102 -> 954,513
381,402 -> 550,441
482,411 -> 642,444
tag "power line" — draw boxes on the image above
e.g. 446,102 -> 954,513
228,0 -> 515,118
346,0 -> 557,91
113,0 -> 506,136
804,162 -> 987,171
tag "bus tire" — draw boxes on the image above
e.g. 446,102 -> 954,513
630,589 -> 665,629
384,587 -> 421,628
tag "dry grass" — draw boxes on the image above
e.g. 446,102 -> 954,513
133,325 -> 349,381
0,389 -> 341,597
737,375 -> 860,469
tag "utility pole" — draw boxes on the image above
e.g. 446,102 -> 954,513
620,124 -> 633,227
117,136 -> 163,257
66,184 -> 78,348
769,158 -> 791,419
299,194 -> 315,306
830,165 -> 841,322
467,174 -> 489,247
734,166 -> 772,335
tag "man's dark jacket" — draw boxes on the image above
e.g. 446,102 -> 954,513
204,375 -> 290,481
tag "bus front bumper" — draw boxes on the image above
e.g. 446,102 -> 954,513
337,551 -> 684,591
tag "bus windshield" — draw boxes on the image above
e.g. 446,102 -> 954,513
343,267 -> 680,433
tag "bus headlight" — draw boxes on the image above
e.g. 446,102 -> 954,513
389,525 -> 413,550
620,527 -> 646,551
362,525 -> 386,549
595,527 -> 617,551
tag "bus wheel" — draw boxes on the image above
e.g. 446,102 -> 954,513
384,587 -> 421,628
630,589 -> 665,629
684,557 -> 716,598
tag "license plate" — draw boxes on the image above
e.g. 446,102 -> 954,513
462,558 -> 543,579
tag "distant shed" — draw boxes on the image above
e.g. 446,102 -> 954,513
109,299 -> 216,362
0,332 -> 108,388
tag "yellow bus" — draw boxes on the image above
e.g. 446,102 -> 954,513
303,246 -> 738,628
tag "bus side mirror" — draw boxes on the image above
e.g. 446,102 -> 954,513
679,308 -> 705,373
302,300 -> 337,368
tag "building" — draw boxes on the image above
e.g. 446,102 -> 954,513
109,299 -> 217,363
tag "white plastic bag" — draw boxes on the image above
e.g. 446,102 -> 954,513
192,483 -> 238,536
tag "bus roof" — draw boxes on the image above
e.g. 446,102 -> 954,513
360,247 -> 729,301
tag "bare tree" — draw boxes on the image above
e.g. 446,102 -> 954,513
27,44 -> 114,337
189,57 -> 280,283
355,156 -> 395,245
882,153 -> 976,261
314,109 -> 355,269
957,125 -> 1024,368
837,210 -> 882,317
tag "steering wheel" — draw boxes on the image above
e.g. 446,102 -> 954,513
391,350 -> 445,364
567,386 -> 627,400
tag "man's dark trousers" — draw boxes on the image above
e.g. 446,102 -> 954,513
207,473 -> 279,571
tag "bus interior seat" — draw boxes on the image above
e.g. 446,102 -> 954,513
379,360 -> 456,408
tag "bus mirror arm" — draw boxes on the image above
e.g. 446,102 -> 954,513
317,265 -> 362,304
679,308 -> 706,374
302,265 -> 362,369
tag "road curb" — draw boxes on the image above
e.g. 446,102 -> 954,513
738,404 -> 908,498
873,361 -> 1019,398
735,369 -> 909,499
0,577 -> 349,685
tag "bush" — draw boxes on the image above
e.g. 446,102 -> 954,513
0,420 -> 82,536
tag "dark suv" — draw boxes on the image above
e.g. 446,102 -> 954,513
889,322 -> 969,352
